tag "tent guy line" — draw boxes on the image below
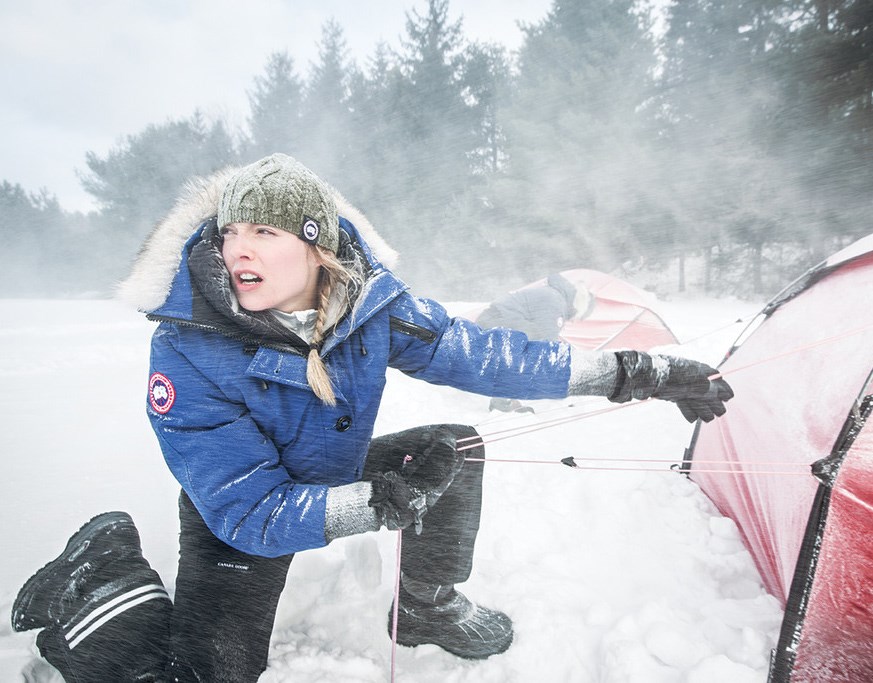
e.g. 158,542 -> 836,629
462,457 -> 812,477
462,401 -> 648,450
676,317 -> 747,347
390,529 -> 403,683
458,319 -> 873,452
476,455 -> 813,467
708,320 -> 873,381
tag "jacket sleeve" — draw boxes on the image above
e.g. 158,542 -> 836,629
385,292 -> 572,399
147,324 -> 329,557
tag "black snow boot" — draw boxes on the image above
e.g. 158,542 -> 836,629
389,582 -> 513,659
11,511 -> 173,682
12,511 -> 144,632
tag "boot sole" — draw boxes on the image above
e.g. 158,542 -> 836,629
11,511 -> 137,632
395,627 -> 513,660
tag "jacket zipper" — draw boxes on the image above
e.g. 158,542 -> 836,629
389,316 -> 438,344
146,314 -> 309,356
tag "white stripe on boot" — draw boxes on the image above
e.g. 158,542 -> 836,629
64,583 -> 170,649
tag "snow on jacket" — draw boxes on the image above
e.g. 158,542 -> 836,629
119,170 -> 573,557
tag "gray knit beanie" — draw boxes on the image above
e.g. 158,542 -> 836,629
218,153 -> 339,253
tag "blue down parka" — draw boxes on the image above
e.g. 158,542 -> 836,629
121,172 -> 572,558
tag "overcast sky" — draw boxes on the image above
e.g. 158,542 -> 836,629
0,0 -> 555,213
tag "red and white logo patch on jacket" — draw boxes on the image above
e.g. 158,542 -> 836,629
148,372 -> 176,414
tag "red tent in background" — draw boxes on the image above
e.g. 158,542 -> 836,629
464,268 -> 678,351
545,269 -> 679,350
684,234 -> 873,682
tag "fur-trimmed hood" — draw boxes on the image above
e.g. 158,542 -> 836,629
117,166 -> 399,313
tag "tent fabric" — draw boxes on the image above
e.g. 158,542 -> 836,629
464,269 -> 678,351
789,392 -> 873,682
684,235 -> 873,682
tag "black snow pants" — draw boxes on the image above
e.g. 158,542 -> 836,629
36,424 -> 485,683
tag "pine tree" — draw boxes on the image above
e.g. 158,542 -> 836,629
382,0 -> 482,295
298,19 -> 356,184
463,42 -> 511,176
81,114 -> 236,230
394,0 -> 475,198
491,0 -> 659,287
344,43 -> 408,214
246,52 -> 303,158
0,182 -> 116,296
770,0 -> 873,251
659,0 -> 794,294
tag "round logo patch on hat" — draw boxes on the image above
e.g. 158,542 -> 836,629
149,372 -> 176,414
301,218 -> 320,244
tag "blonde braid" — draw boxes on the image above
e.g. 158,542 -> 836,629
305,246 -> 362,405
306,269 -> 336,405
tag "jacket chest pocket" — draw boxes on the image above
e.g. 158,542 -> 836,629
246,348 -> 311,390
247,348 -> 365,406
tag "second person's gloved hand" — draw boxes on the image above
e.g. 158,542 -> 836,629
609,351 -> 734,423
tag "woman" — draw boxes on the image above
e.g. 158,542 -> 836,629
11,154 -> 733,682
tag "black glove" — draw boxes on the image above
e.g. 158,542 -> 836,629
609,351 -> 734,423
368,429 -> 465,534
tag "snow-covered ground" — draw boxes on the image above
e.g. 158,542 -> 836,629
0,295 -> 784,682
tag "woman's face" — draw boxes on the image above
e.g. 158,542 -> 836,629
220,222 -> 322,313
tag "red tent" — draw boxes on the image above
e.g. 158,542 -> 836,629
464,269 -> 678,351
684,234 -> 873,682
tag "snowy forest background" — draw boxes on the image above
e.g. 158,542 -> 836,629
4,0 -> 871,301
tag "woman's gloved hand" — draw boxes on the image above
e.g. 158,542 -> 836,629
609,351 -> 734,423
368,431 -> 465,534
